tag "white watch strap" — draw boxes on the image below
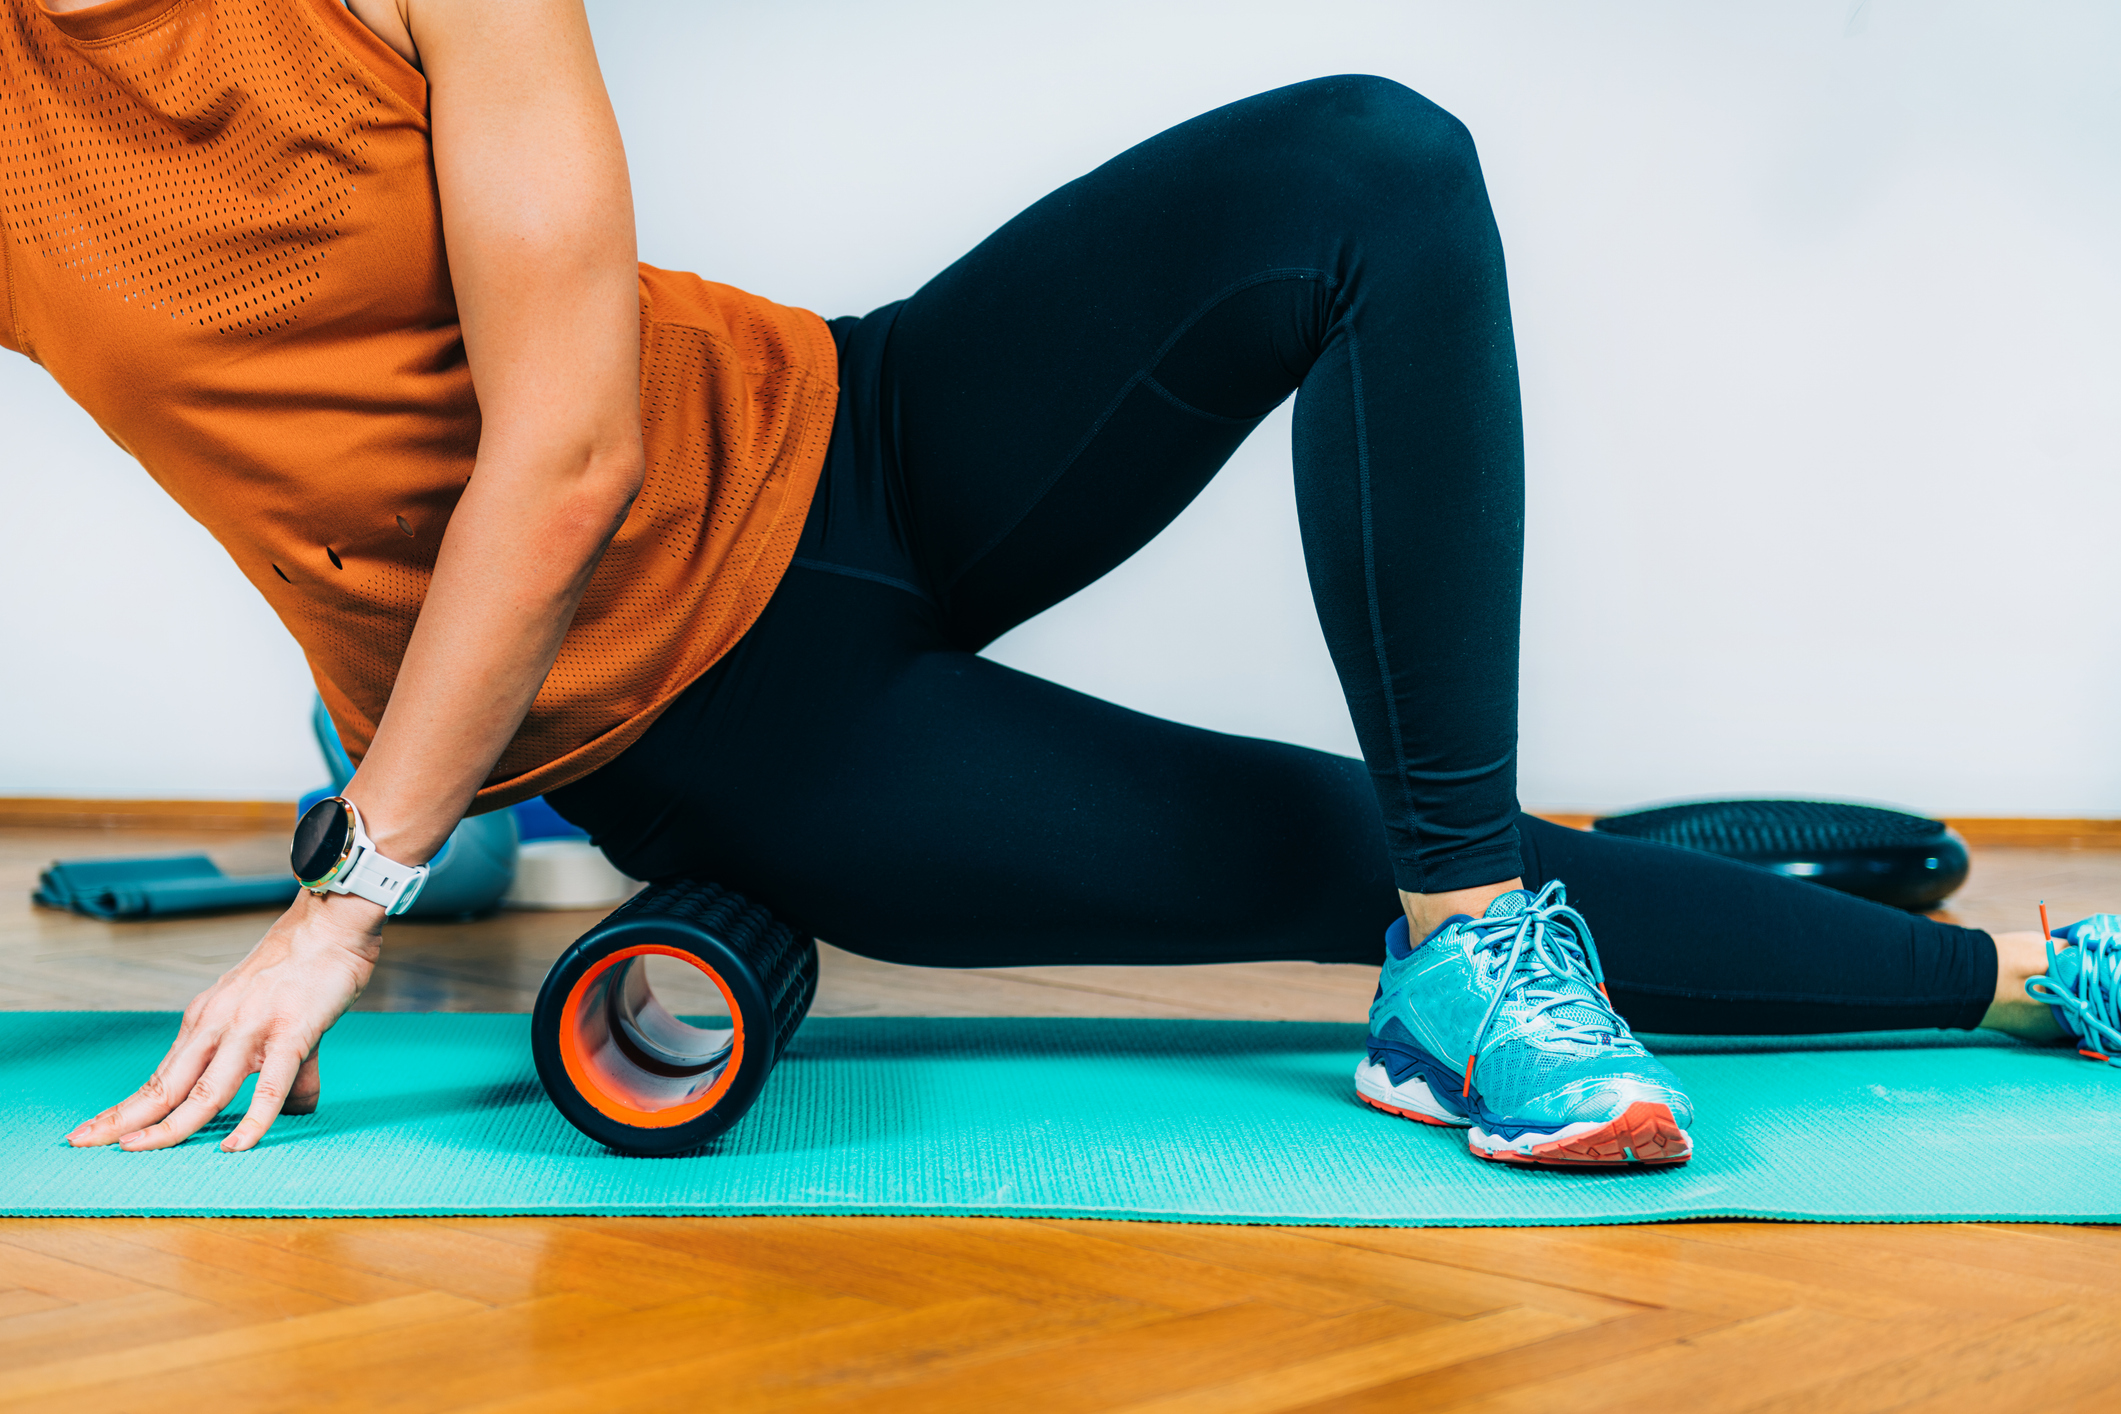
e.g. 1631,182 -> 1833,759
338,843 -> 429,916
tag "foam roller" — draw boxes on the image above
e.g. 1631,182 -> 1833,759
531,879 -> 817,1155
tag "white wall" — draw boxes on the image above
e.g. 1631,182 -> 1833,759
2,0 -> 2114,813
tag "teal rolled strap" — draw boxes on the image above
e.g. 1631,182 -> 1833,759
34,855 -> 298,919
27,701 -> 552,922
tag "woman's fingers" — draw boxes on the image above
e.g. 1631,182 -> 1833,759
283,1044 -> 323,1116
67,894 -> 380,1153
71,1028 -> 326,1153
68,1032 -> 219,1147
221,1042 -> 309,1152
118,1044 -> 258,1152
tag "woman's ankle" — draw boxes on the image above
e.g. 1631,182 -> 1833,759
1981,929 -> 2067,1041
1400,879 -> 1525,944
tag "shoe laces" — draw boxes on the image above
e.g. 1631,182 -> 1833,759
1463,880 -> 1631,1067
2029,925 -> 2121,1060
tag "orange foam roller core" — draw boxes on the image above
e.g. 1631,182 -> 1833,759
556,944 -> 747,1128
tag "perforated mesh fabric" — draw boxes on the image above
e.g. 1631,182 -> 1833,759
1475,1030 -> 1684,1124
1475,1034 -> 1595,1107
0,0 -> 376,339
0,0 -> 836,808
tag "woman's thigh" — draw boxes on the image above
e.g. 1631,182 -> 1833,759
882,76 -> 1528,892
551,564 -> 1403,966
886,74 -> 1505,652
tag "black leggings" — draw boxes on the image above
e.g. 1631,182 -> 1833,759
551,77 -> 1997,1035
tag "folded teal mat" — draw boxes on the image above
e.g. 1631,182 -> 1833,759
3,1013 -> 2115,1225
33,855 -> 297,919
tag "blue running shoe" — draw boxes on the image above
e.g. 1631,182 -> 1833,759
2029,915 -> 2121,1066
1355,881 -> 1694,1166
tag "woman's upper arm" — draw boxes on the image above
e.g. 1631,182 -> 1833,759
403,0 -> 641,475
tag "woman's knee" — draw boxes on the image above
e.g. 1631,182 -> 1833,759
1248,74 -> 1484,197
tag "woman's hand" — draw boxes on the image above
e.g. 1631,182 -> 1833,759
67,892 -> 384,1153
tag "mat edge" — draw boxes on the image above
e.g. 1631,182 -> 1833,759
4,1206 -> 2112,1226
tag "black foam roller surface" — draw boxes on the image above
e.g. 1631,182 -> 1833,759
1591,799 -> 1969,911
532,879 -> 817,1155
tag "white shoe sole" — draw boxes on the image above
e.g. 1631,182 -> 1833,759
1468,1101 -> 1692,1167
1353,1057 -> 1471,1128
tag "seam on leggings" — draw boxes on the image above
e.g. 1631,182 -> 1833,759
1343,324 -> 1420,871
789,556 -> 935,603
938,267 -> 1339,594
1138,373 -> 1265,426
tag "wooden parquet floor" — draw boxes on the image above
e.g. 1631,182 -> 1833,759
3,824 -> 2119,1410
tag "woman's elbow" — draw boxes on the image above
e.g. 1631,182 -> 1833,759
535,441 -> 644,552
599,442 -> 647,510
584,443 -> 645,535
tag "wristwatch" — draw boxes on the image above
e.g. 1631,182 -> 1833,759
290,795 -> 430,916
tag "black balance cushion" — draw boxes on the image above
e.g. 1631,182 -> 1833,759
1591,800 -> 1969,911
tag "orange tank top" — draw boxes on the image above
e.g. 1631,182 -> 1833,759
0,0 -> 837,809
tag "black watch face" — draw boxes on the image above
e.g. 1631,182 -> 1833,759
292,798 -> 353,885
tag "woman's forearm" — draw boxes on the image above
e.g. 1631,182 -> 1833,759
342,437 -> 643,865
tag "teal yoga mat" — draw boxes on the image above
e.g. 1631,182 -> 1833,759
3,1012 -> 2116,1225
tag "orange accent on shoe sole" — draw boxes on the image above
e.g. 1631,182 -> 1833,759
2081,1049 -> 2111,1063
1356,1090 -> 1461,1129
1470,1101 -> 1693,1168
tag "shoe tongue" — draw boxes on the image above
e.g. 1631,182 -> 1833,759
1475,890 -> 1619,1041
1482,890 -> 1533,920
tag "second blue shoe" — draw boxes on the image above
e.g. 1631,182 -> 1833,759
1355,881 -> 1694,1166
2030,915 -> 2121,1066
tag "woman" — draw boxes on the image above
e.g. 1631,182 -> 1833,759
11,0 -> 2066,1167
